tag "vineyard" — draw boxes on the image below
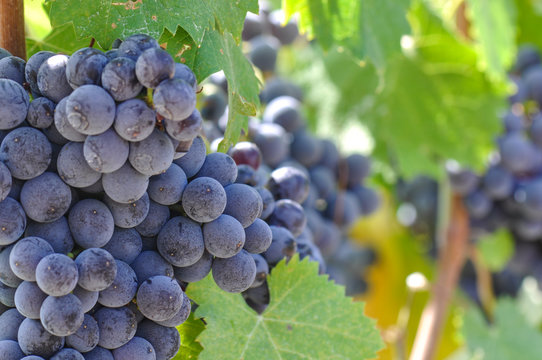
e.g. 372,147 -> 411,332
0,0 -> 541,359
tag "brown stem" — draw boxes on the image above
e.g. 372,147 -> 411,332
409,194 -> 470,360
456,1 -> 472,41
0,0 -> 26,59
470,245 -> 496,320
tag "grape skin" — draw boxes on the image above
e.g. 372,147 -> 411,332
37,54 -> 73,103
102,227 -> 142,264
27,97 -> 56,129
14,281 -> 47,319
203,214 -> 245,258
102,57 -> 143,101
57,141 -> 102,188
112,336 -> 157,360
53,98 -> 86,143
0,197 -> 26,246
102,162 -> 149,204
136,275 -> 183,322
0,339 -> 24,359
153,78 -> 196,121
25,51 -> 54,97
135,320 -> 180,360
75,248 -> 117,292
94,306 -> 137,349
18,318 -> 64,357
114,99 -> 156,142
0,308 -> 25,341
212,250 -> 256,293
128,129 -> 174,176
147,164 -> 188,205
84,128 -> 130,174
173,250 -> 213,283
130,251 -> 173,285
104,192 -> 150,229
25,217 -> 75,254
135,201 -> 170,237
9,236 -> 54,282
1,127 -> 52,180
40,294 -> 84,336
98,259 -> 138,308
173,135 -> 206,178
157,216 -> 205,267
181,177 -> 227,223
66,85 -> 116,135
66,47 -> 109,88
69,199 -> 115,248
36,253 -> 79,296
135,48 -> 175,89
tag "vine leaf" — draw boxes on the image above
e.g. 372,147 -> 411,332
187,256 -> 383,360
173,313 -> 205,360
26,23 -> 101,58
463,298 -> 542,360
283,0 -> 410,69
466,0 -> 517,83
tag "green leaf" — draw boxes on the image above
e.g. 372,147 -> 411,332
26,23 -> 102,58
283,0 -> 410,68
463,298 -> 542,360
174,313 -> 205,360
187,256 -> 383,360
475,229 -> 514,272
466,0 -> 517,83
515,0 -> 542,53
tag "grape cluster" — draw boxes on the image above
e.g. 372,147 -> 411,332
0,33 -> 274,359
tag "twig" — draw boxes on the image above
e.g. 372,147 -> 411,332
409,194 -> 470,360
470,245 -> 496,321
0,0 -> 26,59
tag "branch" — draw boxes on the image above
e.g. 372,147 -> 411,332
409,194 -> 470,360
0,0 -> 26,59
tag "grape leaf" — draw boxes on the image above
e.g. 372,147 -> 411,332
283,0 -> 410,69
26,23 -> 103,58
475,229 -> 514,271
187,256 -> 383,360
515,0 -> 542,53
463,298 -> 542,360
174,313 -> 205,360
466,0 -> 517,83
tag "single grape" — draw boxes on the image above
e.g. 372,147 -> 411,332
173,62 -> 197,90
0,56 -> 25,85
98,260 -> 138,308
66,47 -> 109,88
53,97 -> 86,143
244,218 -> 273,254
36,253 -> 78,296
135,320 -> 180,360
18,318 -> 64,357
268,199 -> 306,236
75,248 -> 117,292
0,308 -> 24,340
117,34 -> 159,61
37,54 -> 73,102
25,216 -> 74,254
147,164 -> 187,205
14,281 -> 47,319
136,275 -> 183,321
249,35 -> 280,73
135,48 -> 175,88
84,128 -> 130,173
114,99 -> 156,142
27,97 -> 56,129
173,135 -> 206,178
203,214 -> 245,258
69,199 -> 114,248
128,129 -> 174,176
157,216 -> 204,267
181,177 -> 227,223
130,251 -> 173,285
0,339 -> 24,359
66,85 -> 116,135
72,286 -> 98,313
102,227 -> 142,264
164,109 -> 202,141
212,250 -> 256,293
173,250 -> 213,283
25,51 -> 54,96
222,183 -> 263,229
195,153 -> 238,187
57,142 -> 102,188
263,226 -> 297,265
102,57 -> 143,101
112,336 -> 156,360
155,292 -> 191,327
153,78 -> 196,121
1,127 -> 52,180
94,306 -> 137,349
135,201 -> 170,237
0,245 -> 23,287
40,293 -> 84,336
0,197 -> 26,246
21,172 -> 72,223
104,192 -> 150,229
9,236 -> 54,281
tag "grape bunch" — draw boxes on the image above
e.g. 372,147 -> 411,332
0,33 -> 277,360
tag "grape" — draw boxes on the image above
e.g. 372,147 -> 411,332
114,99 -> 156,142
101,57 -> 143,101
0,48 -> 10,59
482,165 -> 514,200
102,228 -> 142,264
323,191 -> 360,227
136,275 -> 183,322
57,142 -> 102,188
516,45 -> 541,74
268,166 -> 309,203
66,85 -> 116,135
260,77 -> 304,104
153,78 -> 196,121
0,308 -> 24,340
155,292 -> 191,327
0,339 -> 24,359
0,161 -> 11,202
244,218 -> 273,254
156,215 -> 203,267
25,217 -> 74,254
0,197 -> 26,246
173,135 -> 206,178
242,12 -> 265,41
98,260 -> 138,308
0,282 -> 15,307
1,127 -> 52,180
84,128 -> 130,173
350,185 -> 380,215
313,220 -> 341,258
525,66 -> 542,105
173,62 -> 197,90
102,162 -> 149,204
53,98 -> 86,143
254,187 -> 274,221
21,356 -> 45,360
147,164 -> 187,206
269,10 -> 299,45
66,48 -> 108,89
104,192 -> 150,229
0,56 -> 25,85
79,178 -> 105,195
72,286 -> 98,314
76,248 -> 117,292
36,253 -> 78,296
117,34 -> 159,61
22,172 -> 72,223
263,226 -> 297,265
112,336 -> 156,360
164,109 -> 202,142
181,177 -> 227,223
135,320 -> 180,360
25,51 -> 54,96
82,346 -> 114,360
229,141 -> 262,170
94,306 -> 137,349
135,201 -> 170,237
27,97 -> 56,129
250,253 -> 269,288
18,318 -> 64,357
50,348 -> 85,360
268,199 -> 307,236
0,245 -> 23,287
465,191 -> 492,219
212,250 -> 256,293
446,161 -> 480,195
130,251 -> 173,285
249,35 -> 280,73
128,129 -> 174,176
263,96 -> 304,133
9,236 -> 54,281
203,214 -> 245,258
173,250 -> 213,283
200,84 -> 227,122
37,54 -> 73,103
252,123 -> 290,167
223,184 -> 263,228
69,199 -> 114,248
134,48 -> 174,89
14,281 -> 47,319
196,153 -> 238,187
40,294 -> 84,336
499,132 -> 538,173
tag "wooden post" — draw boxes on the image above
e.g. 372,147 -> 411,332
0,0 -> 26,59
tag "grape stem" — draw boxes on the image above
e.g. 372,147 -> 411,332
0,0 -> 26,59
409,193 -> 470,360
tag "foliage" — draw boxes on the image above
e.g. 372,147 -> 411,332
475,229 -> 514,272
187,256 -> 383,360
463,298 -> 542,360
174,313 -> 205,360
